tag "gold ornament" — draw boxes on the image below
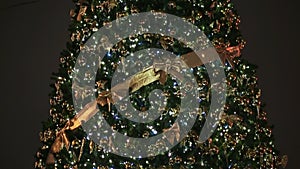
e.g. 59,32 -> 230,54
77,6 -> 87,21
278,155 -> 288,168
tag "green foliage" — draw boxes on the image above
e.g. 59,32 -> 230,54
35,0 -> 284,168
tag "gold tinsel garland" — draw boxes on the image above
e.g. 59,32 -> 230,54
46,45 -> 242,164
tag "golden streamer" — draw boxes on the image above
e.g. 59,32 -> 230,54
162,122 -> 181,145
78,138 -> 85,162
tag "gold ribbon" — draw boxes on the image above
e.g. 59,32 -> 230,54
162,122 -> 181,145
46,45 -> 241,164
153,57 -> 186,84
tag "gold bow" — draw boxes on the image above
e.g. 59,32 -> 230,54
162,122 -> 181,145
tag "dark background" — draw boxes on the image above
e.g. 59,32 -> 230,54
0,0 -> 299,168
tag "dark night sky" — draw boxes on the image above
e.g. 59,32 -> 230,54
0,0 -> 299,168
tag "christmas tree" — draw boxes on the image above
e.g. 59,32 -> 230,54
35,0 -> 287,168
